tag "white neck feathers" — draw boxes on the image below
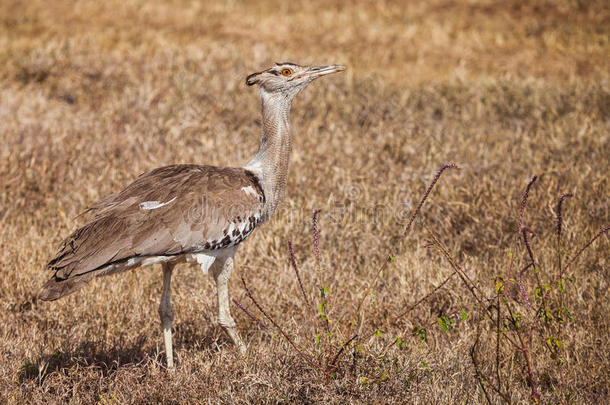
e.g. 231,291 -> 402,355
244,89 -> 294,217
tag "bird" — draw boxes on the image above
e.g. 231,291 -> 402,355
39,62 -> 346,367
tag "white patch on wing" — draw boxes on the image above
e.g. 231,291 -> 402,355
240,185 -> 258,198
227,222 -> 237,235
191,253 -> 216,275
236,221 -> 246,234
139,197 -> 177,210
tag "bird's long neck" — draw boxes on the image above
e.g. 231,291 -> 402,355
245,89 -> 293,217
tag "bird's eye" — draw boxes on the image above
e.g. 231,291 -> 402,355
281,69 -> 292,76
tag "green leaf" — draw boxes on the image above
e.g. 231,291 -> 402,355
511,312 -> 521,329
563,306 -> 574,321
438,316 -> 455,333
554,308 -> 564,323
460,307 -> 468,321
438,317 -> 447,333
375,329 -> 382,337
412,326 -> 427,342
546,336 -> 557,349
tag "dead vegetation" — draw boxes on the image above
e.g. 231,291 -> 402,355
0,0 -> 608,403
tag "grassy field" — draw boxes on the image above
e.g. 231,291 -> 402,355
1,0 -> 608,403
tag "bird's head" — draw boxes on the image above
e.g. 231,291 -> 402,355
246,62 -> 345,98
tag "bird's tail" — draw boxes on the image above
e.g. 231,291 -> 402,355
38,271 -> 97,301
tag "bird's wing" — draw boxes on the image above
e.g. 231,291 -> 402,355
47,164 -> 265,279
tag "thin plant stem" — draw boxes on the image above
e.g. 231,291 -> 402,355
508,175 -> 538,284
471,332 -> 505,404
403,163 -> 459,236
233,298 -> 267,329
495,279 -> 502,392
288,240 -> 312,310
556,194 -> 572,284
424,225 -> 489,314
389,271 -> 456,325
503,300 -> 539,402
367,269 -> 456,345
312,209 -> 322,268
563,224 -> 609,272
326,334 -> 358,372
521,227 -> 546,309
346,163 -> 459,340
240,275 -> 322,374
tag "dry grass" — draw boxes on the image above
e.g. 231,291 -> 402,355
1,0 -> 608,403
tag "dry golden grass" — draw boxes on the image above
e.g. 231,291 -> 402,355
1,0 -> 608,403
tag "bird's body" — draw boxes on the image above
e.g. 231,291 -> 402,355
41,165 -> 266,300
40,62 -> 345,367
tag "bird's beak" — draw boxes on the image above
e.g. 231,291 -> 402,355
292,65 -> 346,81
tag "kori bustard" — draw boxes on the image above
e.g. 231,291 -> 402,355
39,62 -> 345,367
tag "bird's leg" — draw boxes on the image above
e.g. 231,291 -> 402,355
159,262 -> 175,367
211,256 -> 246,354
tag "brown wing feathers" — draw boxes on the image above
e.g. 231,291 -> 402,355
39,165 -> 265,301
